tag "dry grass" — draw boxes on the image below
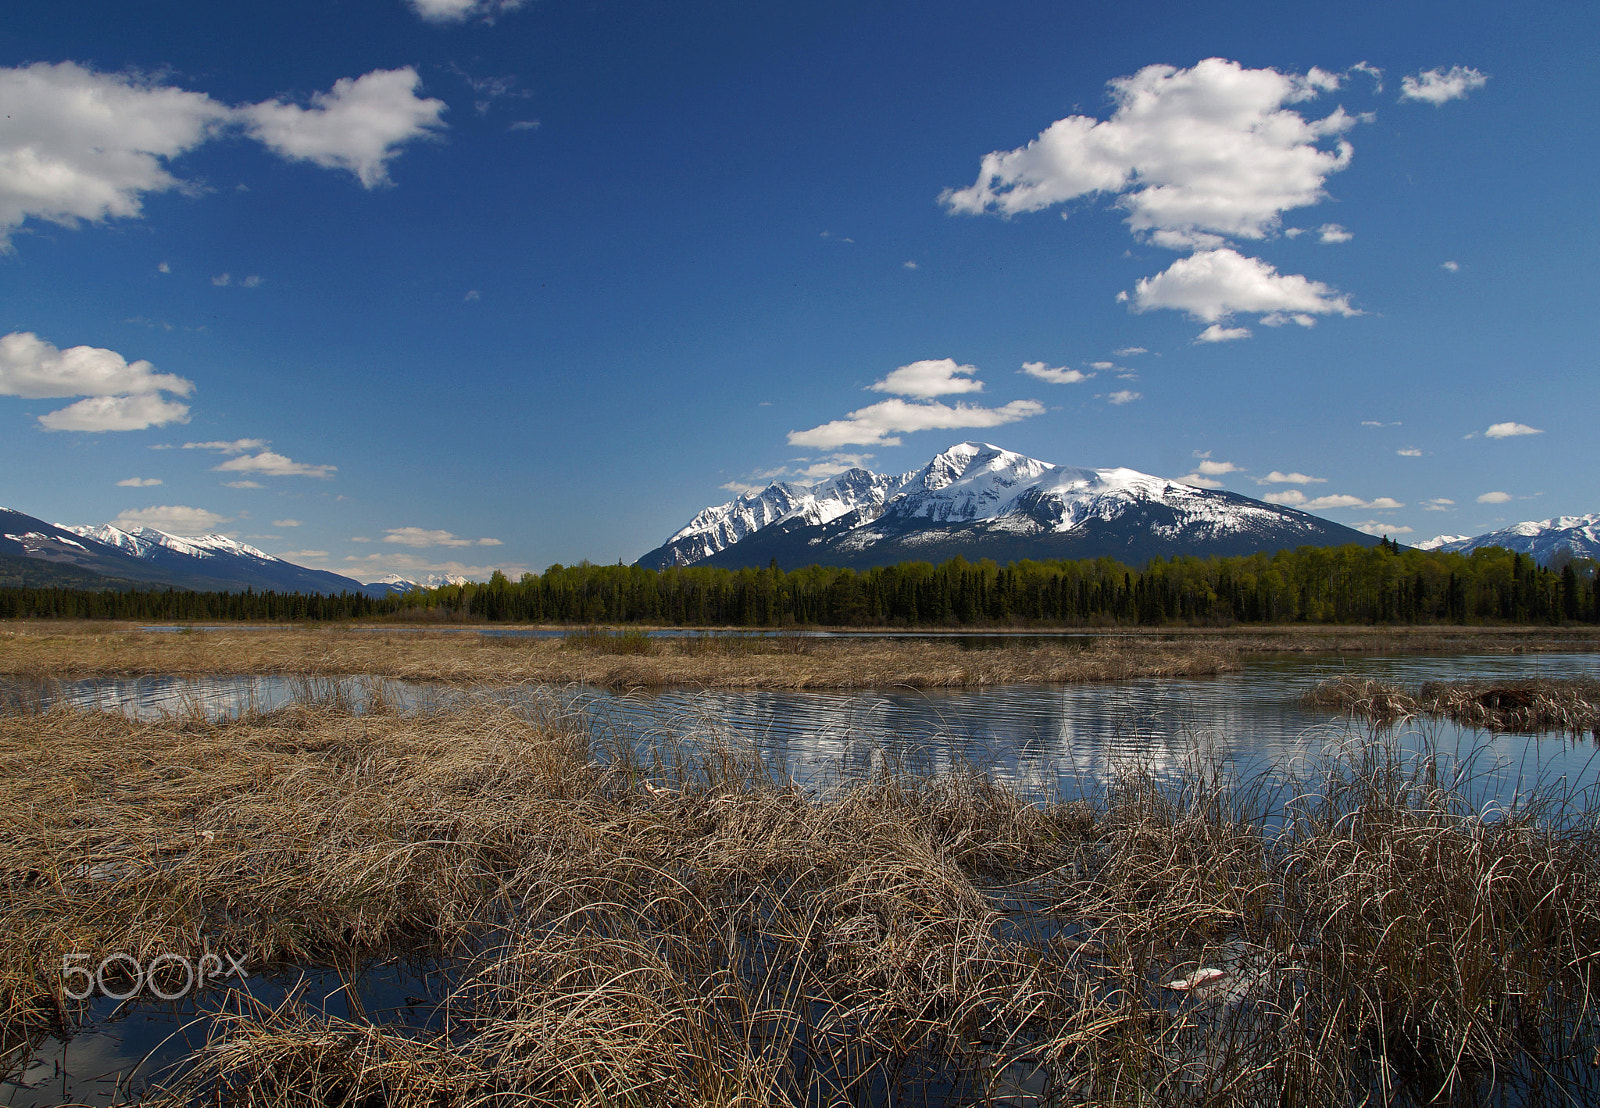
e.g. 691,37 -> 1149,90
4,685 -> 1600,1106
0,623 -> 1238,689
1305,675 -> 1600,734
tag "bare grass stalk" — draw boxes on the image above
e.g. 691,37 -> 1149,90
5,686 -> 1600,1104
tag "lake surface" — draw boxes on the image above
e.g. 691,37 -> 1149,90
13,651 -> 1600,803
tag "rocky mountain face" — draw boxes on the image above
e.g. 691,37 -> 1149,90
636,442 -> 1380,571
1416,514 -> 1600,565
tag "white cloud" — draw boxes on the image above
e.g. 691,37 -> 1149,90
788,397 -> 1044,449
1105,389 -> 1142,405
1397,448 -> 1422,457
1196,323 -> 1252,343
112,505 -> 229,534
1114,346 -> 1148,356
279,549 -> 329,560
1179,474 -> 1225,488
1484,422 -> 1542,438
408,0 -> 528,23
1477,491 -> 1513,504
0,63 -> 445,246
224,480 -> 264,489
213,450 -> 336,479
272,518 -> 301,527
1257,470 -> 1325,484
1264,490 -> 1397,511
0,331 -> 192,401
40,392 -> 191,432
1350,62 -> 1384,93
382,527 -> 501,548
1400,66 -> 1488,106
509,119 -> 541,132
1020,361 -> 1090,384
1127,248 -> 1357,326
1422,498 -> 1454,511
116,477 -> 163,487
1195,459 -> 1241,476
0,62 -> 230,247
1317,223 -> 1352,243
940,58 -> 1360,245
463,289 -> 480,302
1354,521 -> 1414,536
241,68 -> 446,188
868,358 -> 984,398
185,438 -> 268,454
343,551 -> 508,583
157,262 -> 171,274
1441,260 -> 1460,272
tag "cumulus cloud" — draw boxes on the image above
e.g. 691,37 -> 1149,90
408,0 -> 528,23
0,63 -> 446,246
1354,521 -> 1414,536
1,331 -> 195,431
1194,459 -> 1242,476
240,68 -> 446,188
788,398 -> 1044,449
185,438 -> 268,454
112,505 -> 230,534
213,450 -> 336,479
382,527 -> 502,548
1484,422 -> 1542,438
0,62 -> 230,247
1020,361 -> 1091,384
1179,474 -> 1225,489
941,58 -> 1359,245
1105,390 -> 1142,405
1257,470 -> 1325,484
1423,498 -> 1454,511
1441,261 -> 1460,272
1125,248 -> 1357,330
272,519 -> 301,527
1114,347 -> 1149,356
868,358 -> 985,398
1477,491 -> 1512,504
1196,323 -> 1251,343
224,480 -> 264,489
1397,448 -> 1423,457
1264,490 -> 1399,511
1317,223 -> 1352,243
0,331 -> 191,400
1400,66 -> 1488,106
116,477 -> 163,487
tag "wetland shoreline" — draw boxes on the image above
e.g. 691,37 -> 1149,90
3,621 -> 1597,690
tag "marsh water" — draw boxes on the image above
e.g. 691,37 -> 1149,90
7,647 -> 1600,1106
16,649 -> 1600,799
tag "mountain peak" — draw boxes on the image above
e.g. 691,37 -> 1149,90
636,442 -> 1378,571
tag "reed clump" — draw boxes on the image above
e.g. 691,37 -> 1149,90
4,692 -> 1600,1105
1305,675 -> 1600,733
0,624 -> 1234,688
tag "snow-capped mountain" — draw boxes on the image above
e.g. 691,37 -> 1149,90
636,442 -> 1380,571
644,466 -> 918,568
366,571 -> 471,594
1416,514 -> 1600,565
1,506 -> 382,595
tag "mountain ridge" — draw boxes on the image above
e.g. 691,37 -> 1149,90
636,442 -> 1382,571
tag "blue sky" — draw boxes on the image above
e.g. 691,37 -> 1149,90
2,0 -> 1594,582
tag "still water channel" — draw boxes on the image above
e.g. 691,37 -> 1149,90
6,648 -> 1600,1106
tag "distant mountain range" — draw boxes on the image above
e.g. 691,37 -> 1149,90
1416,514 -> 1600,566
636,442 -> 1382,571
1,505 -> 460,597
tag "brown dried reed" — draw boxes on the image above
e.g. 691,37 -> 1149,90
3,689 -> 1599,1105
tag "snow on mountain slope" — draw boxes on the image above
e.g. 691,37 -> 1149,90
1417,515 -> 1600,565
650,466 -> 916,568
638,442 -> 1377,570
67,524 -> 274,563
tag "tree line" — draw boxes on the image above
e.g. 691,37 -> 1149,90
2,542 -> 1596,627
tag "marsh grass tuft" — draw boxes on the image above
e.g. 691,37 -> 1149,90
4,687 -> 1600,1105
1306,675 -> 1600,734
